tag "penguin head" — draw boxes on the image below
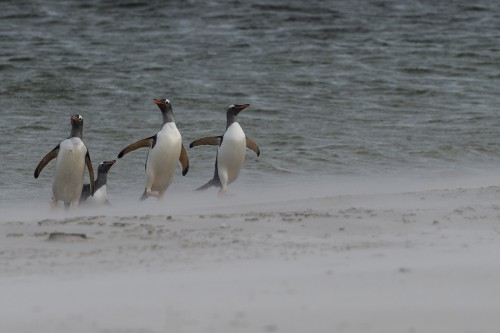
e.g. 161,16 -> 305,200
154,98 -> 174,123
227,104 -> 249,117
98,160 -> 116,173
153,98 -> 171,109
70,114 -> 84,138
70,114 -> 83,125
226,104 -> 249,127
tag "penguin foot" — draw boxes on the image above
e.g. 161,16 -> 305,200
147,190 -> 160,198
218,188 -> 233,197
50,200 -> 59,211
140,189 -> 160,201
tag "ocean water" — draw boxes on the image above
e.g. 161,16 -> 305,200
1,0 -> 500,204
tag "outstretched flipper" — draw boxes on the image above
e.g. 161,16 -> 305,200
85,152 -> 95,195
34,145 -> 60,178
180,144 -> 189,176
189,136 -> 222,148
246,137 -> 260,156
118,136 -> 156,158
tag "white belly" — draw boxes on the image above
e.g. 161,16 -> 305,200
91,185 -> 107,205
145,123 -> 182,192
52,138 -> 87,204
217,123 -> 246,186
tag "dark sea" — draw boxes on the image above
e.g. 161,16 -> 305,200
2,0 -> 500,204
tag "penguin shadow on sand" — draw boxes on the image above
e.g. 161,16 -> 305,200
117,98 -> 189,201
34,114 -> 95,211
79,159 -> 116,207
190,103 -> 260,196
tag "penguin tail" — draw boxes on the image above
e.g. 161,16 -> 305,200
196,178 -> 220,191
139,188 -> 149,201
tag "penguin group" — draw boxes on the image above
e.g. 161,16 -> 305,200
34,98 -> 260,209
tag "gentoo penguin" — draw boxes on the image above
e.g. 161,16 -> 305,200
34,114 -> 95,209
117,98 -> 189,200
80,160 -> 116,205
190,104 -> 259,194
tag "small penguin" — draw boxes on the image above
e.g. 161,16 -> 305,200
190,104 -> 259,194
34,114 -> 95,209
80,159 -> 116,205
117,98 -> 189,200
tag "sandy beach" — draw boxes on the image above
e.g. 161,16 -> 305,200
4,0 -> 500,332
1,178 -> 500,333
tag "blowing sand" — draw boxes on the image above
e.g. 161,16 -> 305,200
1,178 -> 500,332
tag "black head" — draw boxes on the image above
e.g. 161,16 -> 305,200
94,159 -> 115,188
70,114 -> 84,138
97,160 -> 116,174
226,104 -> 249,129
154,98 -> 174,124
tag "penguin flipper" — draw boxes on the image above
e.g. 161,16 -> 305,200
189,136 -> 222,148
118,136 -> 156,158
246,137 -> 260,156
34,145 -> 60,178
85,152 -> 95,195
179,144 -> 189,176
